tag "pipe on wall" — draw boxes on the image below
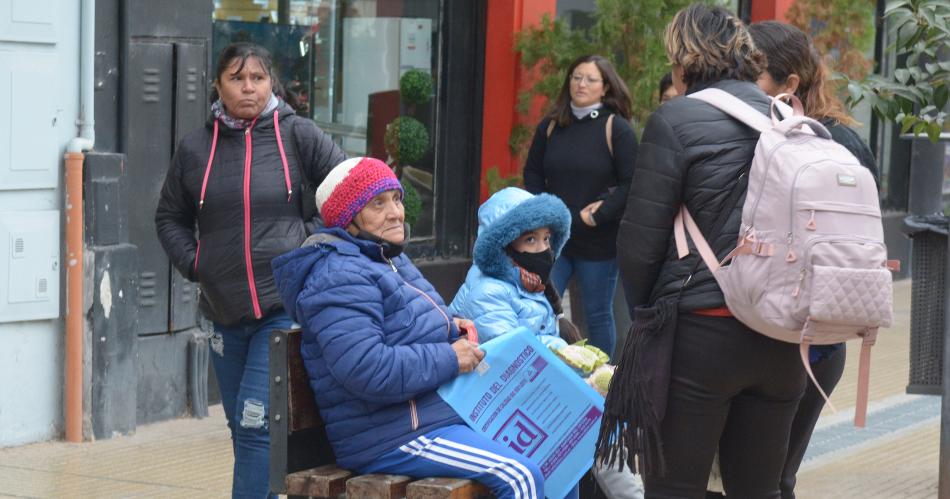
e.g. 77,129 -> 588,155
64,0 -> 95,443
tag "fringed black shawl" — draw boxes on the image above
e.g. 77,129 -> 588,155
594,295 -> 679,477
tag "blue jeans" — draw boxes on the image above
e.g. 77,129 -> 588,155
211,311 -> 293,499
551,255 -> 619,357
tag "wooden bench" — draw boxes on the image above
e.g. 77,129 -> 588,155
269,328 -> 492,498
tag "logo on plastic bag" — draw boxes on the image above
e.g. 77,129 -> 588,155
493,409 -> 548,457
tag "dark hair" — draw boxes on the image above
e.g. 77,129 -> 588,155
547,55 -> 633,128
664,4 -> 765,88
209,43 -> 282,104
543,284 -> 583,344
659,72 -> 674,103
748,21 -> 856,126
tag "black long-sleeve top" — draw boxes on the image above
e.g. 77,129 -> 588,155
523,110 -> 638,260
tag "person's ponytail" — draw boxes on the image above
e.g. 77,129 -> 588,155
800,46 -> 857,126
544,283 -> 583,344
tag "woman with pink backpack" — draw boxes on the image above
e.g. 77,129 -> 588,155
747,21 -> 880,499
596,5 -> 808,497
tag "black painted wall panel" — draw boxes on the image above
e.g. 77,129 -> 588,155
168,42 -> 208,332
136,332 -> 191,425
91,244 -> 139,439
127,0 -> 212,39
125,41 -> 174,334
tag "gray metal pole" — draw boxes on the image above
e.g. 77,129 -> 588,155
941,230 -> 950,498
907,138 -> 945,216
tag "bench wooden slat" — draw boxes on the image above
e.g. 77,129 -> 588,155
347,473 -> 412,499
272,329 -> 495,499
406,477 -> 492,499
285,464 -> 352,498
286,329 -> 322,431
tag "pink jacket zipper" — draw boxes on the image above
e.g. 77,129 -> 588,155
193,240 -> 201,275
244,121 -> 262,319
384,249 -> 451,337
198,112 -> 292,321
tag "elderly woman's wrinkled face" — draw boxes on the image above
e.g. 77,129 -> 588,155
214,56 -> 273,120
351,189 -> 405,244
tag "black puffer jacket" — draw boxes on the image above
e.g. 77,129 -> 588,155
617,80 -> 770,311
155,100 -> 345,326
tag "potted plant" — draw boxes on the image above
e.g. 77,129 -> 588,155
384,69 -> 436,228
845,0 -> 949,143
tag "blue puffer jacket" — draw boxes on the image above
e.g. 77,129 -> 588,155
272,228 -> 464,471
449,187 -> 571,348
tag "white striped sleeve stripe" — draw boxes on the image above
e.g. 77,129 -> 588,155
398,437 -> 532,499
430,436 -> 540,499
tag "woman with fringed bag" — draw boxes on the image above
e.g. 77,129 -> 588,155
595,5 -> 807,498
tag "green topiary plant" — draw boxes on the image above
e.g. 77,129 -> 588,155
385,116 -> 430,165
400,178 -> 422,227
400,69 -> 434,105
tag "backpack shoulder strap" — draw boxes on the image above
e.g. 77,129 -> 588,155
286,116 -> 302,164
605,114 -> 615,157
688,88 -> 772,133
673,171 -> 750,278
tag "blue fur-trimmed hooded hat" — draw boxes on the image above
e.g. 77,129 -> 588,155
473,187 -> 571,280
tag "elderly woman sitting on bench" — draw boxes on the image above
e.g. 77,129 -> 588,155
273,157 -> 544,499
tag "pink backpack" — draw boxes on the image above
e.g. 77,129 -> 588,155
675,88 -> 898,427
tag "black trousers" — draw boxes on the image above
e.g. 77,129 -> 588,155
643,314 -> 806,499
780,344 -> 846,499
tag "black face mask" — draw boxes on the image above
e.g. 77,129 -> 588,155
352,222 -> 410,259
508,248 -> 555,283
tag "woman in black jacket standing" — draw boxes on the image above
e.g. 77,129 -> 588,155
523,54 -> 638,358
155,43 -> 344,498
597,5 -> 806,498
749,21 -> 879,499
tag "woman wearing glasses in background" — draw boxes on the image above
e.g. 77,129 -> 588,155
522,55 -> 638,360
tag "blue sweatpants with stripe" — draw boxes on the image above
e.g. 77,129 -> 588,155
362,424 -> 568,499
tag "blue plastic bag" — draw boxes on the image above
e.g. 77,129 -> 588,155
438,328 -> 605,499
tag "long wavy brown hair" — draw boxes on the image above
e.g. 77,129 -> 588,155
547,55 -> 632,128
749,21 -> 857,126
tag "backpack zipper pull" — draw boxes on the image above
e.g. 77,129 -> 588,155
806,210 -> 817,231
792,268 -> 806,297
785,232 -> 797,262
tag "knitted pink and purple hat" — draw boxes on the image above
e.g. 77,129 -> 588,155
315,157 -> 403,228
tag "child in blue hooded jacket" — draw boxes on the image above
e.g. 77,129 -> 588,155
450,187 -> 576,350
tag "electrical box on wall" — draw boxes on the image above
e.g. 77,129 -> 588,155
0,210 -> 59,322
